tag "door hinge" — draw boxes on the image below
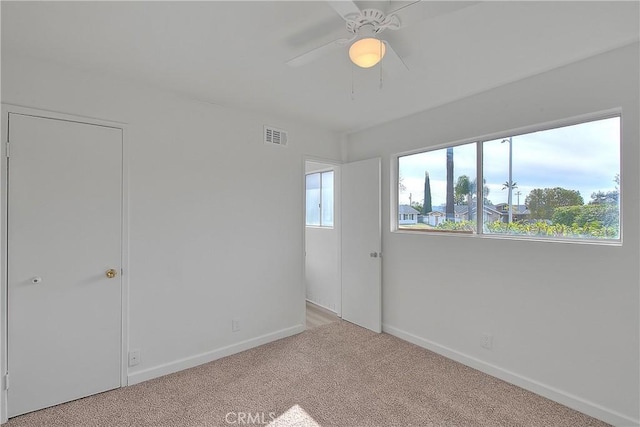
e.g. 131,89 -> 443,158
5,141 -> 10,158
4,373 -> 9,390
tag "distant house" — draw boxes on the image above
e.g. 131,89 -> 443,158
424,204 -> 502,225
424,206 -> 465,224
494,204 -> 530,222
398,205 -> 420,225
423,210 -> 446,226
456,204 -> 503,223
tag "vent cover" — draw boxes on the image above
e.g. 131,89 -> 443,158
264,125 -> 288,147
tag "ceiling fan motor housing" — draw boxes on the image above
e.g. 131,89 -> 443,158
346,9 -> 400,35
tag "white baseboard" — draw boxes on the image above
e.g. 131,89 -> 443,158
382,324 -> 639,427
127,324 -> 305,386
305,299 -> 338,316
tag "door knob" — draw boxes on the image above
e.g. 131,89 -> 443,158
105,269 -> 118,279
370,252 -> 378,258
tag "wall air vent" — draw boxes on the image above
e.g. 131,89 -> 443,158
264,125 -> 288,147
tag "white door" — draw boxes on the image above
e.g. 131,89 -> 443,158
341,158 -> 381,333
7,113 -> 122,417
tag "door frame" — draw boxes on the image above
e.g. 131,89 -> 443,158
0,104 -> 129,423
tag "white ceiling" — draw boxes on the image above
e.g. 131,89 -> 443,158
2,1 -> 638,133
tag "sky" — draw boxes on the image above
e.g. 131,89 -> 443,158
398,116 -> 620,208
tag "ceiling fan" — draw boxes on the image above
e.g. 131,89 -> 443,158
286,1 -> 418,71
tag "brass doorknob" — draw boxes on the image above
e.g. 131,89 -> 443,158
106,269 -> 118,279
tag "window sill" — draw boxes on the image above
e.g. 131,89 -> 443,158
393,227 -> 622,246
398,227 -> 473,235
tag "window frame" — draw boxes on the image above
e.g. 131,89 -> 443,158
393,110 -> 623,245
305,169 -> 335,229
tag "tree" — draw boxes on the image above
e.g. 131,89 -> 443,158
422,171 -> 432,214
590,190 -> 618,205
590,174 -> 620,206
472,178 -> 491,205
551,206 -> 582,226
502,181 -> 518,191
575,204 -> 618,228
399,173 -> 407,193
525,187 -> 584,220
465,177 -> 492,205
454,176 -> 469,205
455,175 -> 474,220
552,204 -> 619,230
445,148 -> 454,220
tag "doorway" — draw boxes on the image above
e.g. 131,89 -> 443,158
304,160 -> 341,327
303,157 -> 382,333
3,108 -> 126,418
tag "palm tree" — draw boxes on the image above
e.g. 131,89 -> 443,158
445,148 -> 454,221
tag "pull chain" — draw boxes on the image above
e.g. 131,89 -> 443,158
351,63 -> 355,101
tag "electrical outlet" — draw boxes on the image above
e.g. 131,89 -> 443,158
128,349 -> 141,366
232,319 -> 241,332
481,334 -> 493,350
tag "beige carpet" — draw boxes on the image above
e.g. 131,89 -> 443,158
7,321 -> 608,427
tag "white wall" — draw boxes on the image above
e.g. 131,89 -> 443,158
305,161 -> 341,314
346,43 -> 640,426
1,52 -> 342,397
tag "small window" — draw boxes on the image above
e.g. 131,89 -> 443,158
397,115 -> 621,242
398,142 -> 477,233
306,171 -> 334,227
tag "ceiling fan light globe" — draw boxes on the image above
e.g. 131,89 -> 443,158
349,38 -> 386,68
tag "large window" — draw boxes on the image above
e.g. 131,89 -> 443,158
397,115 -> 621,241
306,170 -> 334,227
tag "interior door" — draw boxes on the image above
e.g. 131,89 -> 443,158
341,157 -> 381,333
7,113 -> 122,417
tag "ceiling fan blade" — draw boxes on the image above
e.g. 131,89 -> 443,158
286,38 -> 350,67
388,0 -> 422,17
390,1 -> 480,29
327,0 -> 361,21
382,41 -> 409,73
